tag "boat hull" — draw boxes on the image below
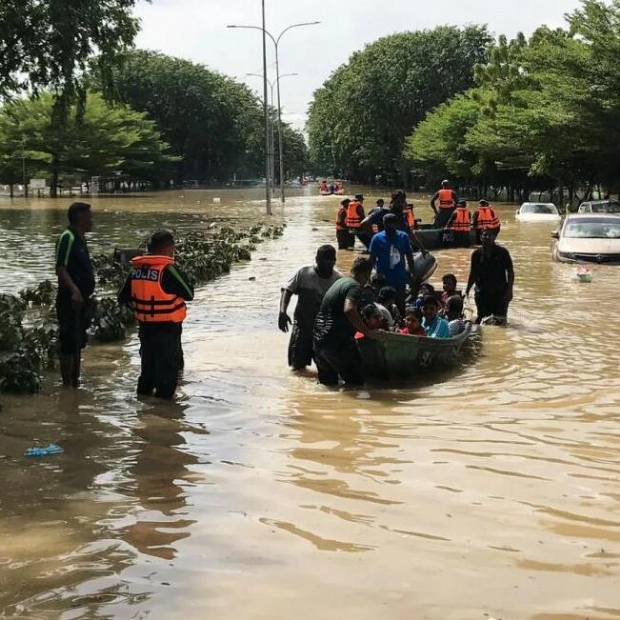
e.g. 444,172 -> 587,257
415,225 -> 476,250
357,323 -> 473,379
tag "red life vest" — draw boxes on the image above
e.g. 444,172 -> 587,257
438,188 -> 455,208
475,206 -> 500,230
345,201 -> 363,228
129,255 -> 187,323
446,206 -> 471,231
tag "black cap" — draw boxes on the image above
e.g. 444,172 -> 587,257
457,200 -> 467,207
354,193 -> 364,201
479,199 -> 489,206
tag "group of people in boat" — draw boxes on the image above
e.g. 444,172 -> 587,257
337,181 -> 501,251
281,185 -> 514,386
319,180 -> 345,195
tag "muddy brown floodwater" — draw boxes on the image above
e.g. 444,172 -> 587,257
1,188 -> 620,620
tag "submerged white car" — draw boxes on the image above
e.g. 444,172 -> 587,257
551,214 -> 620,263
516,202 -> 561,222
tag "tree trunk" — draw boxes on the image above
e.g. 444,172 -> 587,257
51,156 -> 59,198
9,184 -> 14,198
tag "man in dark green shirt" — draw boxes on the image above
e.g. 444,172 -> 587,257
313,257 -> 383,386
55,202 -> 95,388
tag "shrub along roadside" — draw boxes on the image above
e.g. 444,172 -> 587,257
0,223 -> 285,394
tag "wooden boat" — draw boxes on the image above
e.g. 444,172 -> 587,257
415,224 -> 476,250
357,322 -> 474,379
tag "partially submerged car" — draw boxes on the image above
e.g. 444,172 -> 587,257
516,202 -> 561,222
577,200 -> 620,214
551,214 -> 620,264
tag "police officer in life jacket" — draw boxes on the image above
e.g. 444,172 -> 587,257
431,180 -> 459,229
118,230 -> 194,400
444,200 -> 472,247
472,199 -> 501,244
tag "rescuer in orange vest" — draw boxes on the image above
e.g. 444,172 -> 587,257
118,230 -> 194,400
431,179 -> 459,229
445,200 -> 473,247
472,199 -> 501,244
336,198 -> 355,249
345,193 -> 372,249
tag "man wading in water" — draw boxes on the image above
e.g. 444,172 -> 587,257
313,257 -> 384,386
55,202 -> 95,388
279,245 -> 342,370
465,228 -> 514,324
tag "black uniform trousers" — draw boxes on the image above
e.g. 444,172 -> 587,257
138,322 -> 182,400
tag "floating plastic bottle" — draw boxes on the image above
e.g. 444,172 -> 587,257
24,443 -> 64,457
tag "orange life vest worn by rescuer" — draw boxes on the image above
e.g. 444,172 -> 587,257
438,188 -> 455,208
345,200 -> 363,228
336,205 -> 347,231
404,205 -> 417,232
129,255 -> 187,323
476,205 -> 500,230
447,206 -> 472,231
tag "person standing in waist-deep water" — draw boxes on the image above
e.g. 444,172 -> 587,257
336,198 -> 355,250
55,202 -> 96,388
313,257 -> 383,386
431,179 -> 458,229
279,245 -> 342,371
118,231 -> 194,400
465,228 -> 514,325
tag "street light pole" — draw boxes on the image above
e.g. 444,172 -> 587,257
261,0 -> 272,215
228,20 -> 320,205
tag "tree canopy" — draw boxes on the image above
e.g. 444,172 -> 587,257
405,0 -> 620,201
0,92 -> 174,190
306,26 -> 491,184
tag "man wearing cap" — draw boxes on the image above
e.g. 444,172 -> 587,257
345,193 -> 372,249
444,199 -> 473,247
431,180 -> 459,229
472,199 -> 501,244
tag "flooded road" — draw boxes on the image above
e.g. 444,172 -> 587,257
1,189 -> 620,620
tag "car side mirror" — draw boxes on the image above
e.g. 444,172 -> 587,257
551,231 -> 559,239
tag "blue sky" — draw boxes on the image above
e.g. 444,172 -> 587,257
134,0 -> 583,129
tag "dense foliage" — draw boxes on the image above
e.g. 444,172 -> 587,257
0,224 -> 285,394
405,0 -> 620,203
94,50 -> 308,184
0,92 -> 175,191
307,26 -> 491,184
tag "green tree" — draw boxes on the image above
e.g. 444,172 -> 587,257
307,26 -> 491,184
0,92 -> 174,190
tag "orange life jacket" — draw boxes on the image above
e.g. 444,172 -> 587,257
475,206 -> 500,230
446,206 -> 471,231
336,206 -> 347,231
345,201 -> 363,228
129,255 -> 187,323
404,207 -> 417,231
438,188 -> 455,208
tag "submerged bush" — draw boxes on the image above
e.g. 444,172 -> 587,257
0,223 -> 285,394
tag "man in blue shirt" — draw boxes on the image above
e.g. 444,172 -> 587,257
421,296 -> 450,338
369,213 -> 415,315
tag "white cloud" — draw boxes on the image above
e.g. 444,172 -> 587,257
134,0 -> 582,129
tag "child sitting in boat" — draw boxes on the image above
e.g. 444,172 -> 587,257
376,286 -> 402,328
445,295 -> 466,336
422,296 -> 450,338
413,283 -> 436,309
399,307 -> 425,336
355,304 -> 384,340
440,273 -> 462,307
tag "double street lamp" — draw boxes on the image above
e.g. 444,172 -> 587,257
246,72 -> 298,197
228,19 -> 320,207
